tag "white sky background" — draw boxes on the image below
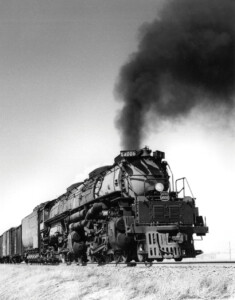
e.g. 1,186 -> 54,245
0,0 -> 234,254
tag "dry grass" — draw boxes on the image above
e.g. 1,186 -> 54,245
0,263 -> 235,300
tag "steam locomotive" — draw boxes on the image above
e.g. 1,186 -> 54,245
0,147 -> 208,264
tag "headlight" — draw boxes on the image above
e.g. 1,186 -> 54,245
155,182 -> 164,192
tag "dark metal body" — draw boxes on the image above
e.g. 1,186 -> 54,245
0,147 -> 208,264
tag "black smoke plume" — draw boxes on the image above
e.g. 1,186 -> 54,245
115,0 -> 235,149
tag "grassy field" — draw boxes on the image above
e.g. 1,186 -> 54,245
0,263 -> 235,300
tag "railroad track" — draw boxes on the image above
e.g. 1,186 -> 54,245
143,260 -> 235,265
2,260 -> 234,267
75,260 -> 235,267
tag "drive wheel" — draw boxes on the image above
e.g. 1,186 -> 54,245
114,252 -> 128,264
86,247 -> 96,263
105,254 -> 114,264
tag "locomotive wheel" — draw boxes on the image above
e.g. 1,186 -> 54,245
114,253 -> 128,264
156,258 -> 163,262
87,253 -> 96,263
94,252 -> 108,266
105,254 -> 114,263
137,253 -> 147,262
114,254 -> 123,264
86,246 -> 96,263
174,257 -> 182,262
144,260 -> 153,267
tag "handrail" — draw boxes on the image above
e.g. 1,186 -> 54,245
175,177 -> 195,198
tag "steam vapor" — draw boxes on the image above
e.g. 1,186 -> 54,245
115,0 -> 235,149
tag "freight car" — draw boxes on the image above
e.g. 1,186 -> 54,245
0,226 -> 22,263
0,147 -> 208,265
2,228 -> 14,263
12,226 -> 23,263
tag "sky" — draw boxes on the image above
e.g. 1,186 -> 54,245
0,0 -> 235,255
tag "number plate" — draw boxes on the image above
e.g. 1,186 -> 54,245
160,192 -> 170,201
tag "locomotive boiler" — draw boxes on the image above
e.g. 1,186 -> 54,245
0,147 -> 208,264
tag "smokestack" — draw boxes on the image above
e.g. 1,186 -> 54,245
115,0 -> 235,149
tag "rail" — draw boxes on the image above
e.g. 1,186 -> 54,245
175,177 -> 195,198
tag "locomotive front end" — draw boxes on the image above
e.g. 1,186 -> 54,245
115,147 -> 208,262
